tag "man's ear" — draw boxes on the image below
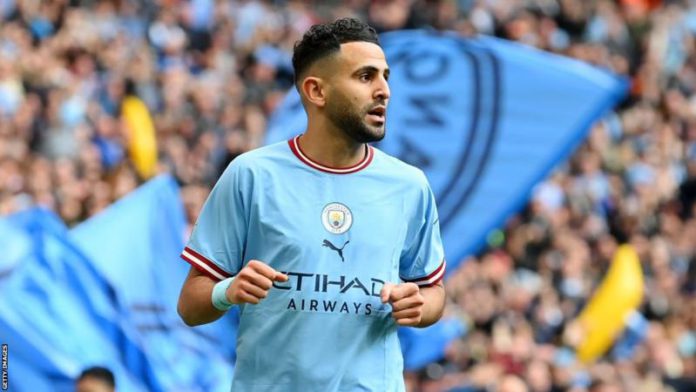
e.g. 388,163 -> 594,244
300,76 -> 327,108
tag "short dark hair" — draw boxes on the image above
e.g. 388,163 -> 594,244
292,18 -> 379,84
78,366 -> 115,388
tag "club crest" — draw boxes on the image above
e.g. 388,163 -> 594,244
321,203 -> 353,234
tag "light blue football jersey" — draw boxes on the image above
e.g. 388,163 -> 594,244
181,135 -> 445,392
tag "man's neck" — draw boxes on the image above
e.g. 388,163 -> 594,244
299,124 -> 366,168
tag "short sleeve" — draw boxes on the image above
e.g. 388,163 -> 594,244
180,161 -> 249,281
399,178 -> 446,287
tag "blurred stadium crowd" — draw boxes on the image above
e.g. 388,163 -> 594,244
1,0 -> 695,391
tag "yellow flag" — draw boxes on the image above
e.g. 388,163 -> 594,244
122,96 -> 157,179
576,244 -> 644,363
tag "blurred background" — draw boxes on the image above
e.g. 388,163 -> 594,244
0,0 -> 695,391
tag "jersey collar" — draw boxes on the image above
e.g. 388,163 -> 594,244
288,135 -> 374,174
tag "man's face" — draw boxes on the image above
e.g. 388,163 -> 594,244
324,41 -> 390,143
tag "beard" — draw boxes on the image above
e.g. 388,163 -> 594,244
325,91 -> 386,144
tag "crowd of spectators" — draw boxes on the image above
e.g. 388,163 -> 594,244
1,0 -> 694,391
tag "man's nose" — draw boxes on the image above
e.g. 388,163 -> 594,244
374,77 -> 390,101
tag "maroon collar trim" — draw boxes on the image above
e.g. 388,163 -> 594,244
287,135 -> 374,174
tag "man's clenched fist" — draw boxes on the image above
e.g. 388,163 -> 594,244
380,282 -> 425,326
226,260 -> 288,305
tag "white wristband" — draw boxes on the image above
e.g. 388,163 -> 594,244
211,277 -> 235,311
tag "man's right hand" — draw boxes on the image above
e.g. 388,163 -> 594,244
226,260 -> 289,305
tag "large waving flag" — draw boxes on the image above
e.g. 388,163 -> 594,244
266,30 -> 628,274
70,175 -> 234,391
0,209 -> 157,392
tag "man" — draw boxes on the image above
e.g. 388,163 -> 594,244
75,366 -> 115,392
177,17 -> 446,391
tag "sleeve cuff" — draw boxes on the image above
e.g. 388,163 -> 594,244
401,259 -> 446,287
180,246 -> 234,282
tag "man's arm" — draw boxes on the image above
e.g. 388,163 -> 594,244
381,281 -> 446,328
417,282 -> 446,327
177,266 -> 225,326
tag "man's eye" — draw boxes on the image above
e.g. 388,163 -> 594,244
360,74 -> 370,81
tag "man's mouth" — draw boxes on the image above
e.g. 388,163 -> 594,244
366,106 -> 386,123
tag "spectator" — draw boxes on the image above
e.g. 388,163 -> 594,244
75,366 -> 115,392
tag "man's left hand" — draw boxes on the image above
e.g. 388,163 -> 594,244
380,282 -> 425,326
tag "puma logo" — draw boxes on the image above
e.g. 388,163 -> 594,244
322,239 -> 350,262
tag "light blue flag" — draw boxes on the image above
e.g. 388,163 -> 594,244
70,174 -> 234,391
398,317 -> 467,371
0,209 -> 157,392
266,30 -> 628,274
